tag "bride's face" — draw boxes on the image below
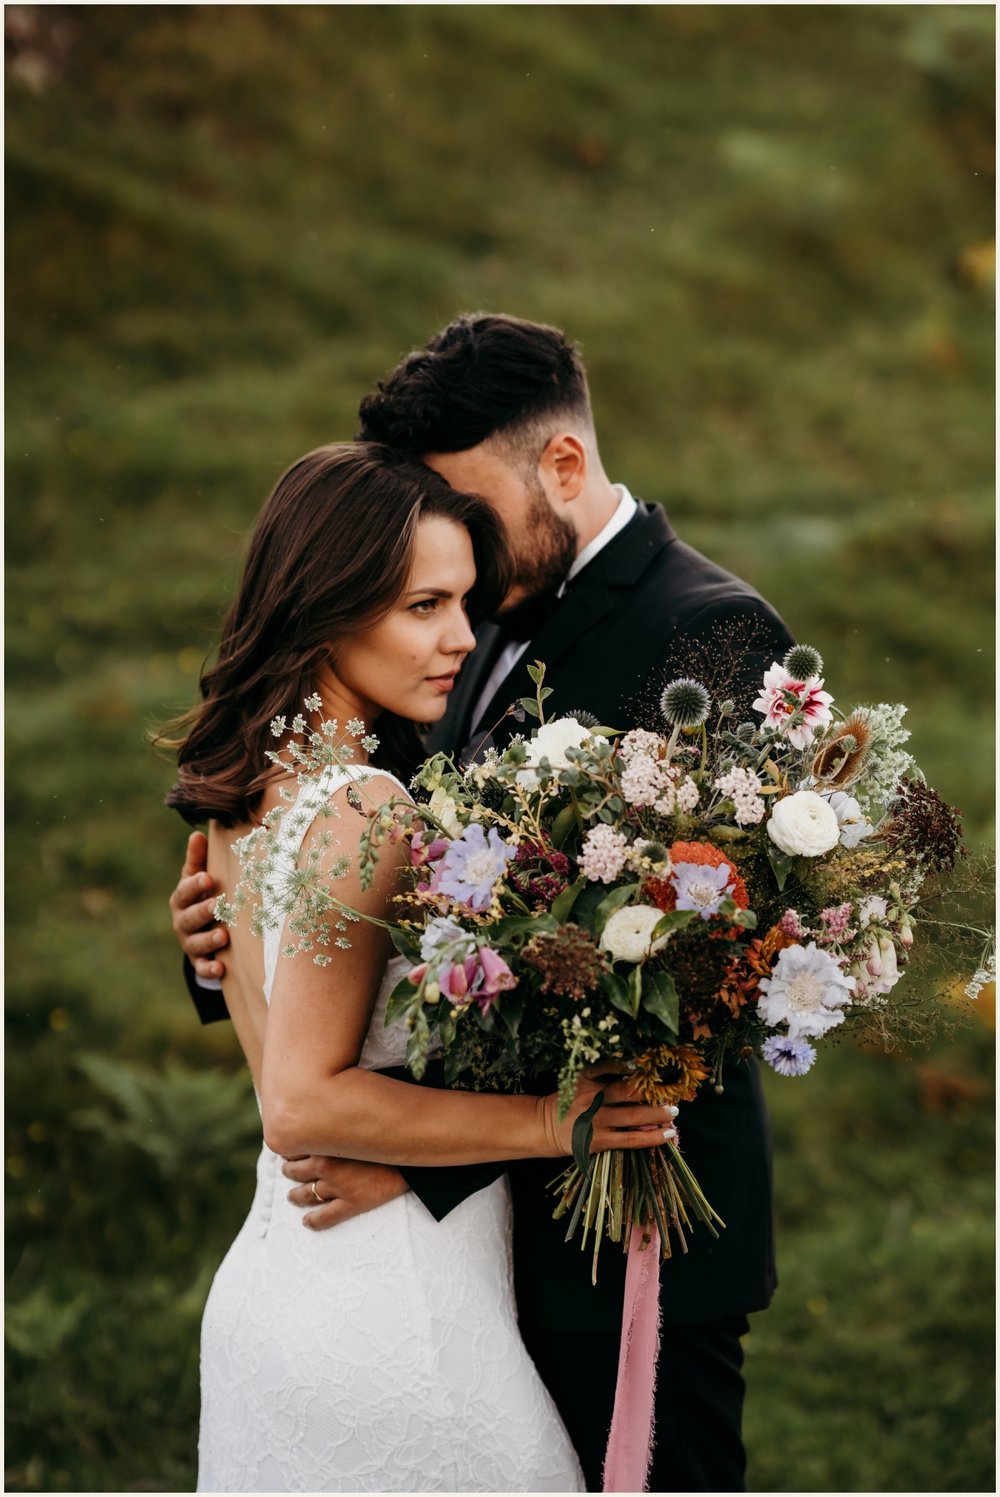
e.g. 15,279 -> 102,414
327,516 -> 478,726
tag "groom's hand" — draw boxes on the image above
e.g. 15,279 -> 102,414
169,831 -> 230,980
282,1154 -> 410,1230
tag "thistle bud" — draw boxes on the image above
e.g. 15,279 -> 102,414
783,644 -> 824,680
660,678 -> 711,729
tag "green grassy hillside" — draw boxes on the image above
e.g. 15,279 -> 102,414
5,7 -> 994,1491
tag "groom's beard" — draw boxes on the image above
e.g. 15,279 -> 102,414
498,478 -> 577,639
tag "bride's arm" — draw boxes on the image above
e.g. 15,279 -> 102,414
260,778 -> 675,1166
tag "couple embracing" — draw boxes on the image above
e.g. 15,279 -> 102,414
167,314 -> 791,1493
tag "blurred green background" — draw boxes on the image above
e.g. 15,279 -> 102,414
5,5 -> 994,1492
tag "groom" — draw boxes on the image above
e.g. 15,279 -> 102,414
171,313 -> 793,1492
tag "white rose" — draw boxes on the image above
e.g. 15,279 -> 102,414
600,904 -> 671,964
427,787 -> 463,838
525,717 -> 593,771
767,790 -> 841,857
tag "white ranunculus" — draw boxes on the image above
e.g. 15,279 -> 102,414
600,904 -> 671,964
525,717 -> 593,770
767,790 -> 841,858
427,787 -> 463,838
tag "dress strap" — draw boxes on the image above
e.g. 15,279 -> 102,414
261,763 -> 410,1000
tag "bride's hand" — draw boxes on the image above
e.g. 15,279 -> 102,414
538,1064 -> 679,1157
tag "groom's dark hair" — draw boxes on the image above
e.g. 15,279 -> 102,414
357,313 -> 594,464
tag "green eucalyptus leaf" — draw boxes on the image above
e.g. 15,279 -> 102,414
602,971 -> 633,1017
573,881 -> 610,933
593,882 -> 640,938
710,824 -> 749,842
551,878 -> 586,923
388,927 -> 422,963
766,841 -> 795,892
650,909 -> 696,941
642,966 -> 679,1036
626,963 -> 643,1018
491,913 -> 558,943
571,1087 -> 605,1179
495,990 -> 525,1039
384,974 -> 421,1025
551,803 -> 579,849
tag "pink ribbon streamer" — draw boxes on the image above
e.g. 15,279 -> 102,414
602,1224 -> 662,1493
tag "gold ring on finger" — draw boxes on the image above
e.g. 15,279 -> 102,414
310,1181 -> 323,1205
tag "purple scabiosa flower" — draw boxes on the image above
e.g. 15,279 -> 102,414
436,823 -> 515,911
670,860 -> 733,920
761,1035 -> 817,1076
757,941 -> 855,1039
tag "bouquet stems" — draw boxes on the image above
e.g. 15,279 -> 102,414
551,1139 -> 726,1285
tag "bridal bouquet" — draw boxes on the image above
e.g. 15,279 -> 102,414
224,653 -> 991,1281
352,645 -> 989,1277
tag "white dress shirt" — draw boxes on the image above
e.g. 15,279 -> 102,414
470,484 -> 639,733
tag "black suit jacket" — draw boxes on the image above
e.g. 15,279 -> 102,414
410,503 -> 792,1332
186,502 -> 792,1333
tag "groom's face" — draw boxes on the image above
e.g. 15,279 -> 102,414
423,444 -> 577,612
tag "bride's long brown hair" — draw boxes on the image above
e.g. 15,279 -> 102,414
163,442 -> 510,827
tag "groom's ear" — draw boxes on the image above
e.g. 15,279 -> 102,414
538,432 -> 588,506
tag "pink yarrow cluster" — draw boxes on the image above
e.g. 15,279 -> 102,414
579,824 -> 629,883
714,766 -> 766,826
618,729 -> 699,815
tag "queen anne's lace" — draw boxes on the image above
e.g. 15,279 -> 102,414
198,766 -> 584,1493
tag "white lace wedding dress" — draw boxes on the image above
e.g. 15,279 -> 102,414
197,766 -> 584,1493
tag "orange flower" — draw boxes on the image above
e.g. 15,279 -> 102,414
644,840 -> 749,914
746,923 -> 799,981
631,1043 -> 712,1105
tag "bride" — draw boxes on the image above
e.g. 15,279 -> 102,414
166,443 -> 675,1493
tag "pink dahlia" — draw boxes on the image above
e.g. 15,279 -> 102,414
753,663 -> 833,751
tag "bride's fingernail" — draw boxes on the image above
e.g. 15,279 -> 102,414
662,1126 -> 677,1140
667,1105 -> 679,1117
